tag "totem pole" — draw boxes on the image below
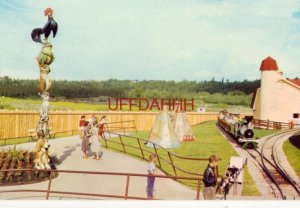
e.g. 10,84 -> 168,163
31,8 -> 58,169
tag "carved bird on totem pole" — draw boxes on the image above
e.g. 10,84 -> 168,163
31,8 -> 58,43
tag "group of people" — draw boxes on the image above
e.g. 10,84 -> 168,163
78,115 -> 106,160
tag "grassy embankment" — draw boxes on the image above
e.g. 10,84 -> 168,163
283,133 -> 300,178
105,121 -> 260,196
254,129 -> 280,139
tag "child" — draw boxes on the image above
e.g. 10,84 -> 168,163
147,153 -> 157,199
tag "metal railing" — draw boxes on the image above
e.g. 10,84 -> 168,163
102,130 -> 218,181
0,169 -> 203,200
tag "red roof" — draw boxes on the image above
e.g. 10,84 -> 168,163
260,56 -> 278,71
287,78 -> 300,87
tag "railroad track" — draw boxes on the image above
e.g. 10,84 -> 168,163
254,129 -> 300,199
217,124 -> 300,199
247,129 -> 300,199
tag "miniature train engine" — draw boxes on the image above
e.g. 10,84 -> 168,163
218,111 -> 258,149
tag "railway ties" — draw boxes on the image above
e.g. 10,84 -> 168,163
250,130 -> 300,199
246,149 -> 283,199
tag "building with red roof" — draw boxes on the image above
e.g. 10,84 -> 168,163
259,56 -> 279,71
252,57 -> 300,123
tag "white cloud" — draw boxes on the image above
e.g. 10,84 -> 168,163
0,0 -> 299,81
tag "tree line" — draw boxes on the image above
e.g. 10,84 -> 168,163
0,76 -> 260,99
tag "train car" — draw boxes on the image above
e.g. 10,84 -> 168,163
218,111 -> 258,149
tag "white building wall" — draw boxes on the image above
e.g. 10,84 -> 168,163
260,70 -> 282,121
273,81 -> 300,123
260,75 -> 300,123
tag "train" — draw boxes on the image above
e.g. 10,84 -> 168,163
218,110 -> 258,149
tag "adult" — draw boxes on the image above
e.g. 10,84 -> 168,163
90,120 -> 102,160
98,116 -> 106,138
78,115 -> 85,139
81,121 -> 91,159
89,114 -> 97,126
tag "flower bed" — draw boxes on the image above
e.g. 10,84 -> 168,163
0,146 -> 57,186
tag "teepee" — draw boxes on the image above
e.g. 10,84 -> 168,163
174,110 -> 194,141
147,108 -> 180,149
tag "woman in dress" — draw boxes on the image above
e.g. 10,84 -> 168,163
81,121 -> 91,159
90,120 -> 101,160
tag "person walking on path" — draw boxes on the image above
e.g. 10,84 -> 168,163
98,116 -> 106,138
78,115 -> 85,139
81,121 -> 91,159
147,153 -> 157,199
90,120 -> 102,160
203,155 -> 221,200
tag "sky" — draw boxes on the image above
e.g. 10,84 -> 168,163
0,0 -> 300,81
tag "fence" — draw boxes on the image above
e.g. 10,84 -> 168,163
0,169 -> 203,200
0,110 -> 251,140
252,119 -> 299,130
0,120 -> 136,145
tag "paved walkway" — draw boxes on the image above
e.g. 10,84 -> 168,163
0,136 -> 197,200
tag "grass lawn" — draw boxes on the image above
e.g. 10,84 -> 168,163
254,129 -> 280,139
103,121 -> 260,196
283,133 -> 300,178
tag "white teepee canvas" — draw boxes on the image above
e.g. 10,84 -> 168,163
174,111 -> 194,141
147,108 -> 180,148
